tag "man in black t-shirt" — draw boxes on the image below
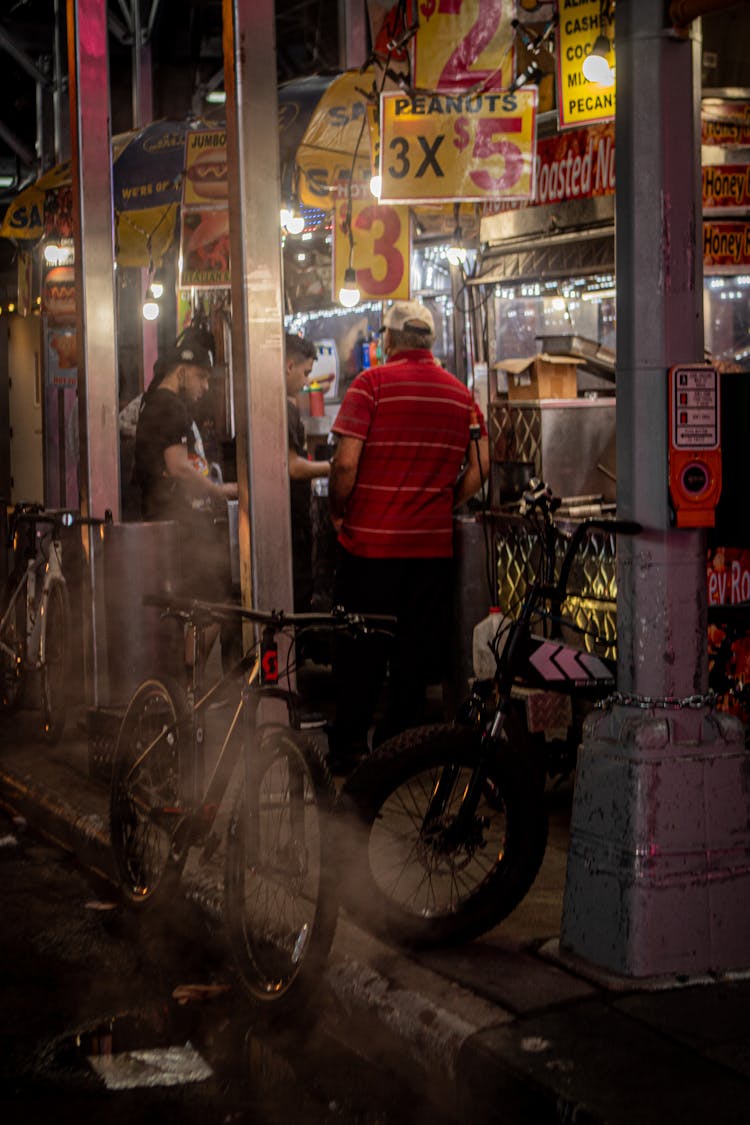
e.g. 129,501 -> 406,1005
134,329 -> 239,670
135,330 -> 237,524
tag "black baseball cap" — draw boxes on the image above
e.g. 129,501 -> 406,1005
162,326 -> 216,373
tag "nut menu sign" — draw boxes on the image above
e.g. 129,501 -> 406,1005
379,88 -> 537,204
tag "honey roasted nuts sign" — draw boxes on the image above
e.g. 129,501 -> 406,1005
379,88 -> 537,204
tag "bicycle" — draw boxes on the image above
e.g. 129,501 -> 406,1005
0,503 -> 108,742
336,479 -> 641,949
108,594 -> 395,1012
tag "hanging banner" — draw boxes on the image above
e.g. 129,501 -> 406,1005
183,129 -> 228,208
703,221 -> 750,269
379,87 -> 536,203
408,0 -> 515,92
556,0 -> 615,130
179,209 -> 230,288
295,69 -> 376,210
180,128 -> 230,287
702,165 -> 750,210
332,186 -> 410,301
702,99 -> 750,148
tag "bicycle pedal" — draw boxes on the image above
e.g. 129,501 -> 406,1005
199,832 -> 222,865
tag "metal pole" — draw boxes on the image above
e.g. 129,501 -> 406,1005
338,0 -> 368,68
222,0 -> 293,615
561,1 -> 750,977
67,0 -> 121,712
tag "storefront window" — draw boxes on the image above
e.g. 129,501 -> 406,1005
704,276 -> 750,370
493,274 -> 616,367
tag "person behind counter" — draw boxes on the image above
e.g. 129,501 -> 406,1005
326,299 -> 490,772
134,326 -> 238,670
285,332 -> 331,614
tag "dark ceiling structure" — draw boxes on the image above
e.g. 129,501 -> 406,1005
0,0 -> 341,208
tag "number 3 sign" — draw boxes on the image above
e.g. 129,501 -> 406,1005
333,196 -> 411,302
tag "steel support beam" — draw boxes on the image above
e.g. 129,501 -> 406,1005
561,2 -> 750,978
67,0 -> 121,710
338,0 -> 368,68
222,0 -> 293,615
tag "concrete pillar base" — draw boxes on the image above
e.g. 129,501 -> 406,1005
560,704 -> 750,977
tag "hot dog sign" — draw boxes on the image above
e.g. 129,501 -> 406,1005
183,130 -> 229,207
180,129 -> 230,287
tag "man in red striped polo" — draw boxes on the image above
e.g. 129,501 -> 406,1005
327,299 -> 489,770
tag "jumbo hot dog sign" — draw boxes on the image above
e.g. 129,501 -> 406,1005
183,130 -> 229,207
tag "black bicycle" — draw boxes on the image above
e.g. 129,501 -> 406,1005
109,595 -> 394,1012
337,480 -> 641,948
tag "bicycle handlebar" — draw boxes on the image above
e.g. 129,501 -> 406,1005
8,505 -> 113,531
143,594 -> 397,634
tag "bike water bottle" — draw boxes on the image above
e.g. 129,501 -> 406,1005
472,607 -> 505,679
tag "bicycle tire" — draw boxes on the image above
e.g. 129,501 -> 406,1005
110,676 -> 190,908
0,590 -> 25,713
40,579 -> 69,743
338,723 -> 549,948
224,726 -> 339,1012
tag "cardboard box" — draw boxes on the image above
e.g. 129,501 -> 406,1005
497,354 -> 579,401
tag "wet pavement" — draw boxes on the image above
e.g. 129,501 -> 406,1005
2,696 -> 750,1124
0,804 -> 456,1125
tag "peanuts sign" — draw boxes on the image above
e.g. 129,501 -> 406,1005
379,88 -> 537,204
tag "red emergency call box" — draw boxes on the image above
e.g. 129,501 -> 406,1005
668,364 -> 722,528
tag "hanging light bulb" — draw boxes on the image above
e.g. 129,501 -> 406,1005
142,299 -> 160,321
338,267 -> 360,308
149,279 -> 164,299
582,35 -> 614,86
281,205 -> 305,235
370,174 -> 382,199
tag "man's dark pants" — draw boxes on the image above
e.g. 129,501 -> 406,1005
330,546 -> 453,756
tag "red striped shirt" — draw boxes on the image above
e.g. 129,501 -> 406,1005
332,350 -> 486,558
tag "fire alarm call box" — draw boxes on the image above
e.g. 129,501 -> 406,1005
668,364 -> 722,528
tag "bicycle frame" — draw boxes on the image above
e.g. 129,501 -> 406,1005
0,523 -> 63,672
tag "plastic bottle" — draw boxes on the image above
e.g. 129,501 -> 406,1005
472,606 -> 506,679
360,338 -> 371,369
368,335 -> 379,367
308,381 -> 325,417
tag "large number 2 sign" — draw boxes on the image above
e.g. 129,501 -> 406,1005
411,0 -> 515,92
333,198 -> 410,302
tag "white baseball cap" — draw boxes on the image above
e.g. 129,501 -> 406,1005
382,300 -> 434,334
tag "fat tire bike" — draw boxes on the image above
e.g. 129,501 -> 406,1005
337,479 -> 641,948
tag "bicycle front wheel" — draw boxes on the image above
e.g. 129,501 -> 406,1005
338,724 -> 549,948
40,579 -> 69,743
110,676 -> 189,908
224,727 -> 338,1011
1,592 -> 25,713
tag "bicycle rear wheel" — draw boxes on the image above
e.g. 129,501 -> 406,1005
224,727 -> 338,1012
338,723 -> 548,948
40,579 -> 69,743
110,676 -> 189,908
